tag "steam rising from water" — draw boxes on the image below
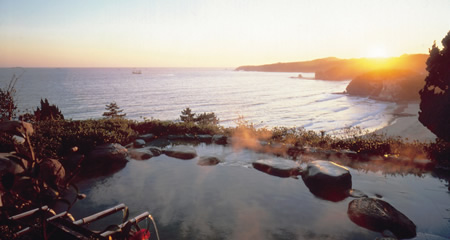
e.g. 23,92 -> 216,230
70,143 -> 450,240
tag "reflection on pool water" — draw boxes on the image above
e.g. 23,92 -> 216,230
70,143 -> 450,240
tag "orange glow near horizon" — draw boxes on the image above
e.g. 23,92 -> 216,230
366,46 -> 389,59
0,1 -> 449,68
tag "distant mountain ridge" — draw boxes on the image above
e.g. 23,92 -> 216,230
236,54 -> 428,81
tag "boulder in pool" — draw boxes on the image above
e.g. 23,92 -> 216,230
138,133 -> 155,142
129,149 -> 153,160
348,198 -> 416,239
302,160 -> 352,201
252,159 -> 302,178
163,145 -> 197,160
133,139 -> 146,148
83,143 -> 128,177
148,138 -> 171,148
148,146 -> 162,156
197,156 -> 222,166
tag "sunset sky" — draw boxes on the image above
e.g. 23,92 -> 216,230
1,0 -> 449,68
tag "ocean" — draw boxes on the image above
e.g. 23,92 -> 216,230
0,67 -> 397,133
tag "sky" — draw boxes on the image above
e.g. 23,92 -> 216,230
0,0 -> 449,68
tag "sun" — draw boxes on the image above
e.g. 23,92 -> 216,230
366,46 -> 389,58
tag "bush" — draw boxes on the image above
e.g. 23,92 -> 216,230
0,74 -> 19,122
131,119 -> 222,137
180,107 -> 219,126
31,118 -> 136,158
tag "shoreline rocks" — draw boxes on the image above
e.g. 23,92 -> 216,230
82,143 -> 128,177
252,159 -> 302,178
197,156 -> 222,166
348,198 -> 416,239
302,160 -> 352,202
163,145 -> 197,160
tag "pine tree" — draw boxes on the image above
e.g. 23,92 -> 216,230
34,98 -> 64,121
103,102 -> 126,119
419,31 -> 450,141
180,107 -> 195,123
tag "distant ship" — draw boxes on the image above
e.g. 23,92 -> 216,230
132,69 -> 142,74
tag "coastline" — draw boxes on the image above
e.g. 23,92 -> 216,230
373,102 -> 436,142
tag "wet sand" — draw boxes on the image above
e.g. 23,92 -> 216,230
373,103 -> 436,142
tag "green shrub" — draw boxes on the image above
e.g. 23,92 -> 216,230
131,119 -> 222,136
31,118 -> 136,158
179,107 -> 219,125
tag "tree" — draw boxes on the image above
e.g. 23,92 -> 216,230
195,112 -> 219,125
34,98 -> 64,121
103,102 -> 126,119
180,107 -> 195,123
419,31 -> 450,141
0,74 -> 19,122
180,107 -> 219,125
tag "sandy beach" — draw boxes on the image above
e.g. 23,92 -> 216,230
373,102 -> 436,142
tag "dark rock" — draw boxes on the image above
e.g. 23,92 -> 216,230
212,135 -> 228,145
185,134 -> 196,141
138,133 -> 155,142
197,134 -> 213,142
0,153 -> 26,175
167,134 -> 196,141
60,153 -> 84,175
302,160 -> 352,202
133,139 -> 146,148
129,149 -> 153,160
348,198 -> 416,239
83,143 -> 128,177
168,135 -> 184,140
148,138 -> 171,148
39,159 -> 66,189
163,145 -> 197,160
0,120 -> 34,137
148,147 -> 162,156
252,159 -> 302,178
197,156 -> 222,166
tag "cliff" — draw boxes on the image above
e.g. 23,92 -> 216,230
235,57 -> 342,73
236,54 -> 428,81
345,69 -> 426,102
